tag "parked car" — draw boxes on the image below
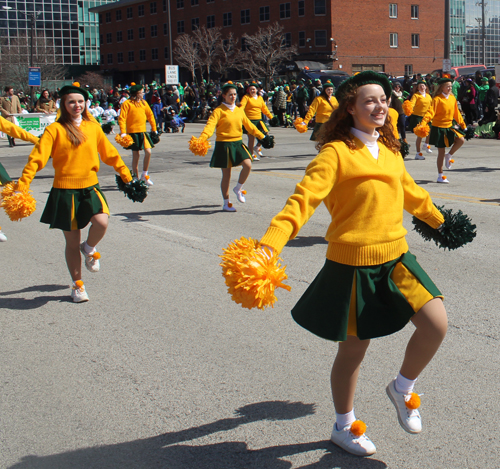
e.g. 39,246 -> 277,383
298,70 -> 349,89
431,65 -> 487,79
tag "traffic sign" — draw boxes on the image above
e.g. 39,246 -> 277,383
28,67 -> 41,87
165,65 -> 179,85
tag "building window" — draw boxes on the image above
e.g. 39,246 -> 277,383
127,7 -> 133,19
298,31 -> 305,47
117,52 -> 123,64
411,5 -> 419,19
116,10 -> 122,21
164,23 -> 168,35
207,0 -> 214,2
241,9 -> 250,24
152,48 -> 158,60
100,54 -> 104,64
315,30 -> 327,46
128,51 -> 134,62
314,0 -> 326,15
177,0 -> 184,8
164,47 -> 169,59
106,32 -> 112,44
352,64 -> 385,73
389,3 -> 397,18
107,53 -> 113,64
105,12 -> 111,23
192,17 -> 199,30
100,34 -> 103,45
151,2 -> 157,14
99,14 -> 103,24
298,0 -> 305,16
223,12 -> 232,27
151,25 -> 158,37
139,27 -> 145,39
117,31 -> 123,42
140,49 -> 146,61
390,32 -> 398,47
177,20 -> 184,33
138,5 -> 145,16
259,6 -> 270,22
191,0 -> 199,5
127,29 -> 134,40
411,33 -> 420,48
405,64 -> 413,75
283,32 -> 292,47
207,15 -> 215,28
280,3 -> 291,19
163,0 -> 168,12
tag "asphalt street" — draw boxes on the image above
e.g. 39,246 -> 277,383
1,124 -> 499,468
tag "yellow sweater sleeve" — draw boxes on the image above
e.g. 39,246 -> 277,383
242,114 -> 265,140
453,102 -> 466,129
261,98 -> 273,119
239,95 -> 249,109
0,116 -> 39,144
144,102 -> 157,130
118,102 -> 128,135
17,130 -> 54,190
199,108 -> 220,141
303,98 -> 320,125
421,98 -> 437,125
96,129 -> 133,183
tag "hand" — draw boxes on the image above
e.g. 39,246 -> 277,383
121,133 -> 127,137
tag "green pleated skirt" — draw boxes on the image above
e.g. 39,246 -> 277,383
429,126 -> 462,148
243,119 -> 269,135
127,132 -> 154,151
0,162 -> 12,185
209,140 -> 254,168
291,251 -> 442,342
310,123 -> 323,141
409,114 -> 423,132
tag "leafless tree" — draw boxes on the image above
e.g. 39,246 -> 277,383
76,71 -> 106,91
213,32 -> 239,79
174,33 -> 200,82
193,26 -> 222,80
237,23 -> 297,88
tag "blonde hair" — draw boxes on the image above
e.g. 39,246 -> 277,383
57,94 -> 91,146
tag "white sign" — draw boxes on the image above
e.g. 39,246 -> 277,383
12,113 -> 56,137
442,59 -> 452,73
165,65 -> 179,85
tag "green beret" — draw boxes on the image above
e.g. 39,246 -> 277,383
222,81 -> 237,92
129,84 -> 144,94
482,77 -> 488,82
416,80 -> 427,85
335,71 -> 392,102
59,83 -> 89,100
323,80 -> 335,89
437,77 -> 453,85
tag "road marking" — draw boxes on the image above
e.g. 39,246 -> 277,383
255,171 -> 500,206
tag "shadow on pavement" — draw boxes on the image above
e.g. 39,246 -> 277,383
8,400 -> 387,469
413,180 -> 433,185
0,284 -> 67,296
0,284 -> 70,310
287,236 -> 328,248
114,205 -> 221,221
449,166 -> 500,173
252,166 -> 307,172
479,198 -> 500,204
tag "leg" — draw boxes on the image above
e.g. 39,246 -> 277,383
143,148 -> 152,172
132,150 -> 140,177
238,158 -> 252,185
436,147 -> 446,173
331,336 -> 371,414
63,229 -> 82,282
221,168 -> 231,200
415,136 -> 422,153
86,212 -> 109,249
247,134 -> 255,154
449,136 -> 464,156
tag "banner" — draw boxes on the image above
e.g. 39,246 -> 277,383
12,113 -> 56,137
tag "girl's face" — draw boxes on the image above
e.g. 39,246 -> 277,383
42,91 -> 49,98
348,84 -> 387,135
418,83 -> 426,93
65,93 -> 85,118
136,90 -> 144,100
223,88 -> 237,104
442,82 -> 452,94
325,87 -> 334,97
248,86 -> 257,96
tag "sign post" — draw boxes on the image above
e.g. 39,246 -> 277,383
442,59 -> 452,74
165,65 -> 179,85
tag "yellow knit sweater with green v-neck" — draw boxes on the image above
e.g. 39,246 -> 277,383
118,98 -> 156,134
17,120 -> 132,190
200,105 -> 265,142
422,94 -> 465,129
409,92 -> 432,117
260,138 -> 444,266
239,95 -> 273,120
304,95 -> 339,124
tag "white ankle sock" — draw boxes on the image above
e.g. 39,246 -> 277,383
223,198 -> 230,206
234,183 -> 243,192
395,373 -> 417,394
142,171 -> 148,177
335,409 -> 356,430
83,241 -> 96,255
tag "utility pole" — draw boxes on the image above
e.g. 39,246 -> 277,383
444,0 -> 451,73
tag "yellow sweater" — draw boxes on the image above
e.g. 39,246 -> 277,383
388,107 -> 400,139
18,120 -> 132,190
0,116 -> 39,144
239,95 -> 273,120
118,99 -> 156,134
409,92 -> 432,117
200,105 -> 265,142
260,138 -> 444,266
304,96 -> 339,124
422,94 -> 465,129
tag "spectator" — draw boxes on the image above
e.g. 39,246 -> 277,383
35,90 -> 57,114
0,85 -> 22,146
479,79 -> 499,125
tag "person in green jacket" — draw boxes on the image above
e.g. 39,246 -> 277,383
474,77 -> 489,118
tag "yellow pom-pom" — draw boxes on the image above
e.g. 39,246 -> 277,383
294,117 -> 308,133
220,237 -> 292,310
1,181 -> 17,200
405,393 -> 421,410
350,420 -> 367,437
1,184 -> 36,221
189,136 -> 211,157
72,82 -> 80,87
115,134 -> 134,148
414,122 -> 430,138
402,100 -> 414,117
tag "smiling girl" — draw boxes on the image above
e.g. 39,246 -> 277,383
17,83 -> 132,302
258,72 -> 448,456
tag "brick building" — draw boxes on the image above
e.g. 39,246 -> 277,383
90,0 -> 444,84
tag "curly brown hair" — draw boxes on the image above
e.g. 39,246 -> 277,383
315,87 -> 401,154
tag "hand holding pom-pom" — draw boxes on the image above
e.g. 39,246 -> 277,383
294,118 -> 308,133
402,100 -> 414,117
1,182 -> 36,221
414,122 -> 430,138
115,175 -> 148,203
115,134 -> 134,148
220,237 -> 291,310
189,136 -> 211,156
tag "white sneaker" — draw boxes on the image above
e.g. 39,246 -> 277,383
330,421 -> 376,456
252,154 -> 260,161
233,187 -> 246,203
415,152 -> 425,160
444,153 -> 454,170
80,242 -> 101,273
0,228 -> 7,242
386,379 -> 422,434
425,145 -> 433,153
254,146 -> 263,157
437,174 -> 449,184
222,201 -> 236,212
71,281 -> 89,303
140,174 -> 154,186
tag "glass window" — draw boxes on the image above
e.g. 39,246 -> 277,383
139,27 -> 145,39
192,0 -> 199,5
315,30 -> 327,46
127,7 -> 133,19
192,17 -> 199,30
138,5 -> 144,16
140,49 -> 146,61
390,32 -> 398,47
105,12 -> 111,23
164,23 -> 168,35
128,29 -> 134,40
241,9 -> 250,25
223,12 -> 232,27
207,0 -> 214,2
177,20 -> 184,33
177,0 -> 184,8
164,0 -> 168,12
241,37 -> 247,51
389,4 -> 397,18
314,0 -> 326,15
405,64 -> 413,75
117,52 -> 123,63
107,53 -> 113,64
164,47 -> 169,59
128,50 -> 134,62
411,5 -> 419,19
152,48 -> 158,60
299,31 -> 305,47
116,10 -> 122,21
99,14 -> 103,24
283,32 -> 292,47
207,15 -> 215,28
106,32 -> 112,44
411,33 -> 419,47
259,6 -> 270,22
280,3 -> 291,19
117,31 -> 123,42
298,1 -> 305,17
151,2 -> 157,14
151,25 -> 158,37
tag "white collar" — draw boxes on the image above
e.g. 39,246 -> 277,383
420,91 -> 426,98
442,92 -> 451,99
72,115 -> 82,127
350,127 -> 380,160
223,102 -> 236,111
252,95 -> 258,100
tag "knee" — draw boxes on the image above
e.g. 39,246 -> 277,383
92,216 -> 108,231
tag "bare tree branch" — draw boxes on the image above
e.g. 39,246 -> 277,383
213,32 -> 239,79
174,34 -> 200,82
192,26 -> 222,80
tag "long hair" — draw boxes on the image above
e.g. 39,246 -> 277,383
432,82 -> 450,99
315,87 -> 401,154
57,94 -> 91,147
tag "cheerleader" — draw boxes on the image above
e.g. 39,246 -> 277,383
118,83 -> 157,185
300,80 -> 339,140
404,80 -> 433,160
102,104 -> 118,134
16,83 -> 132,302
259,71 -> 447,456
238,82 -> 273,160
191,82 -> 266,212
420,78 -> 465,184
